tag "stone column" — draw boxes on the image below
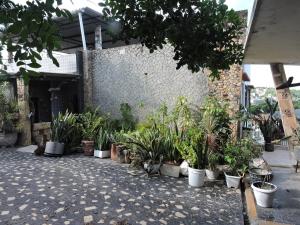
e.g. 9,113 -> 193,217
95,26 -> 103,50
82,50 -> 93,108
270,63 -> 299,139
16,78 -> 31,146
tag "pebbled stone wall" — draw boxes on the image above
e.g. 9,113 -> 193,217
90,44 -> 209,120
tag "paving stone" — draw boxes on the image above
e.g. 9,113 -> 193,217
0,148 -> 244,225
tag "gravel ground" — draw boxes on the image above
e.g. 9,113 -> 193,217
0,148 -> 244,225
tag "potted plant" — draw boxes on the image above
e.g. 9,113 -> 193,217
0,85 -> 19,147
160,129 -> 182,178
206,152 -> 221,180
79,109 -> 104,156
250,99 -> 283,152
251,180 -> 277,208
94,128 -> 111,158
224,139 -> 260,188
176,127 -> 207,187
45,111 -> 77,156
199,97 -> 231,180
125,128 -> 164,175
110,130 -> 128,162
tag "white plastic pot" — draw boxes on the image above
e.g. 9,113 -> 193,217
252,182 -> 277,208
160,164 -> 180,178
94,150 -> 111,158
180,160 -> 189,176
224,172 -> 241,188
188,167 -> 205,187
205,169 -> 220,180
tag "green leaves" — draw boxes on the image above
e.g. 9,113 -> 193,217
0,0 -> 72,81
101,0 -> 245,79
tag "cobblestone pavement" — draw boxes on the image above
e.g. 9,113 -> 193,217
0,149 -> 244,225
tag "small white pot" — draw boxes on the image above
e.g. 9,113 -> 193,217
224,172 -> 241,188
188,167 -> 205,187
94,150 -> 111,158
160,164 -> 180,178
205,169 -> 220,180
252,182 -> 277,208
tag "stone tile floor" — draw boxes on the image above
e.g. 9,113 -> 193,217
0,148 -> 244,225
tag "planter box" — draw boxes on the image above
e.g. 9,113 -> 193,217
188,167 -> 205,187
224,172 -> 241,188
94,149 -> 111,158
252,182 -> 277,208
160,164 -> 180,178
0,133 -> 18,147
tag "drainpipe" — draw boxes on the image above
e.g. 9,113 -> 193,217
78,10 -> 87,51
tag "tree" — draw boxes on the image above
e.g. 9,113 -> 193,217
100,0 -> 244,79
0,0 -> 72,82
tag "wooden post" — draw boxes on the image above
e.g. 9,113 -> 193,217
270,63 -> 299,140
16,78 -> 31,146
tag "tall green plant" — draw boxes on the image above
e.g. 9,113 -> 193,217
125,127 -> 164,162
96,127 -> 110,150
79,109 -> 104,141
0,83 -> 19,133
51,111 -> 78,144
176,127 -> 206,169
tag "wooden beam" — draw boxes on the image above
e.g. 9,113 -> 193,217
270,63 -> 299,140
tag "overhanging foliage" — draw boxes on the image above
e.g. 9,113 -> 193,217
100,0 -> 245,79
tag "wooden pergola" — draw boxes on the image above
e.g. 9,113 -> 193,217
244,0 -> 300,139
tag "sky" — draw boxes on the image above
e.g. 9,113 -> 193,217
12,0 -> 300,89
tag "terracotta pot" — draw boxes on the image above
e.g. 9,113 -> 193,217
111,143 -> 118,161
82,140 -> 94,156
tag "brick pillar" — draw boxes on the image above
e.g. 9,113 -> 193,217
16,78 -> 31,146
270,63 -> 299,140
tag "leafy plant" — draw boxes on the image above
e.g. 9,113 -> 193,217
224,138 -> 261,177
250,99 -> 283,144
0,83 -> 19,133
100,0 -> 244,79
51,111 -> 78,144
176,127 -> 207,169
125,127 -> 164,163
96,128 -> 110,150
0,0 -> 72,82
79,109 -> 104,141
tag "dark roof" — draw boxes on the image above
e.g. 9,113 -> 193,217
55,7 -> 112,51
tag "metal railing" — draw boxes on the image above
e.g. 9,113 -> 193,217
2,53 -> 79,75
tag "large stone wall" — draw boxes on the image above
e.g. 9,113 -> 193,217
90,44 -> 209,120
